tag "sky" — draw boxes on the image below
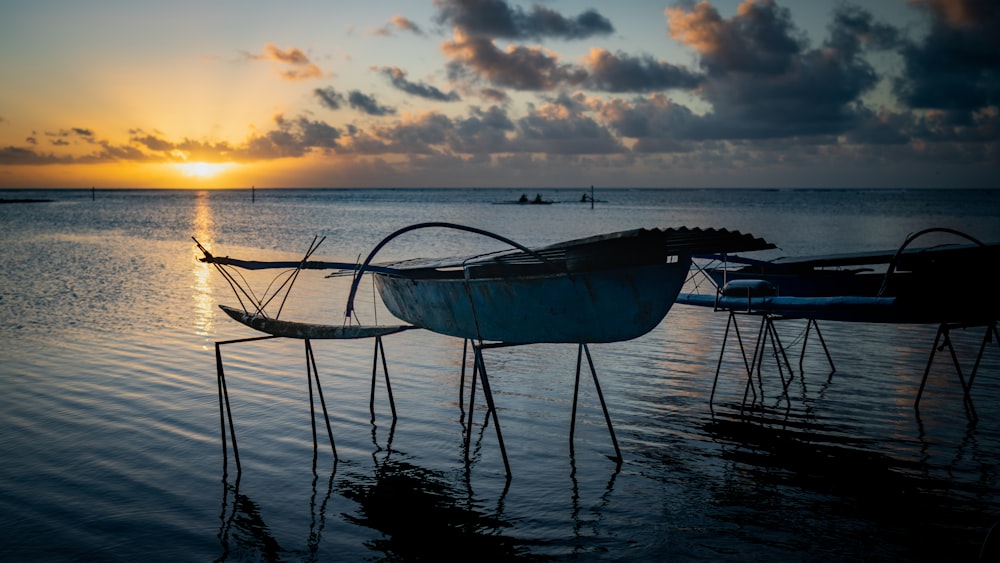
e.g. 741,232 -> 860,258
0,0 -> 997,189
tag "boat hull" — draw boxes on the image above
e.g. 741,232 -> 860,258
374,258 -> 692,344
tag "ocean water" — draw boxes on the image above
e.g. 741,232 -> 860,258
1,187 -> 999,561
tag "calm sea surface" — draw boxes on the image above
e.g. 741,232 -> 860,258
2,187 -> 1000,561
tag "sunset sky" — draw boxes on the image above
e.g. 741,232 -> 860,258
1,0 -> 997,189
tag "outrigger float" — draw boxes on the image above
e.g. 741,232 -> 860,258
198,223 -> 774,478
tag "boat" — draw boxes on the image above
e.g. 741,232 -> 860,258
494,193 -> 554,205
681,227 -> 1000,324
677,228 -> 1000,413
345,224 -> 775,344
200,224 -> 774,476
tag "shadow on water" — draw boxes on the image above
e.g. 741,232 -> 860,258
337,452 -> 544,562
703,405 -> 999,561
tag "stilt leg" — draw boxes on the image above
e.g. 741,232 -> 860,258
216,342 -> 241,473
464,347 -> 479,455
214,335 -> 278,472
305,339 -> 337,462
710,313 -> 732,407
765,318 -> 795,393
459,339 -> 468,414
369,336 -> 396,422
940,327 -> 976,420
472,345 -> 511,479
750,315 -> 769,399
378,336 -> 396,421
965,321 -> 998,402
582,344 -> 622,463
800,319 -> 835,375
916,324 -> 946,409
570,345 -> 583,455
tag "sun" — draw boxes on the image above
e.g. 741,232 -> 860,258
176,161 -> 230,179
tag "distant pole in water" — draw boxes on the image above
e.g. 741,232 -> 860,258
91,186 -> 95,201
590,185 -> 594,209
251,185 -> 255,203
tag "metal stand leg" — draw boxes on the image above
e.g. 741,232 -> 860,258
459,339 -> 469,414
305,339 -> 337,463
369,335 -> 396,423
215,335 -> 279,474
471,343 -> 511,479
916,322 -> 988,420
570,344 -> 622,463
965,321 -> 999,400
800,318 -> 835,375
464,349 -> 479,453
710,311 -> 756,410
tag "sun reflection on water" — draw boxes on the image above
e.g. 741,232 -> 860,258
192,191 -> 216,339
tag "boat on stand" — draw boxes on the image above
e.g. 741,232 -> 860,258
677,227 -> 1000,417
200,223 -> 776,478
344,223 -> 774,477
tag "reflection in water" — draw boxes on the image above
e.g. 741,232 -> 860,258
339,455 -> 536,560
192,190 -> 216,337
569,455 -> 619,554
216,468 -> 337,562
704,408 -> 996,560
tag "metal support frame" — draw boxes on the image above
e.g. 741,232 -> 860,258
215,334 -> 397,473
458,340 -> 622,479
709,311 -> 833,411
915,320 -> 999,419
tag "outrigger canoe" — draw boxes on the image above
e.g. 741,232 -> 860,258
346,225 -> 774,344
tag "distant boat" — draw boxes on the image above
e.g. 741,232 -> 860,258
494,193 -> 554,205
579,186 -> 606,204
346,224 -> 775,344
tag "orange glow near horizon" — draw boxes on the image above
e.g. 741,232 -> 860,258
175,161 -> 232,180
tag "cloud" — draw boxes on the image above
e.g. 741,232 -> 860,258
583,49 -> 702,93
377,66 -> 460,101
595,93 -> 701,152
348,91 -> 396,116
514,95 -> 624,154
245,43 -> 324,81
315,85 -> 397,116
894,0 -> 1000,115
664,1 -> 892,139
373,15 -> 425,36
451,105 -> 515,152
0,146 -> 70,165
443,30 -> 587,90
434,0 -> 613,40
314,87 -> 346,110
477,87 -> 510,103
666,0 -> 805,75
